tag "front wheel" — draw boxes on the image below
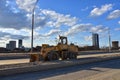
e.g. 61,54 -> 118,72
61,51 -> 68,60
47,51 -> 59,61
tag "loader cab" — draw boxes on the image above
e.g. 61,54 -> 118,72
58,36 -> 68,45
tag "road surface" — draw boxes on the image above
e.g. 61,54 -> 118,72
0,59 -> 29,65
0,53 -> 119,65
0,58 -> 120,80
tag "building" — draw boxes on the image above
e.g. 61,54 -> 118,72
0,47 -> 7,53
18,39 -> 22,48
9,41 -> 16,51
6,43 -> 10,50
92,33 -> 99,49
112,41 -> 119,50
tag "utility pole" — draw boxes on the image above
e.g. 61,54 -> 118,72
108,28 -> 111,52
31,0 -> 39,53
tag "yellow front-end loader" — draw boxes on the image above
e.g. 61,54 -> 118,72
30,36 -> 78,62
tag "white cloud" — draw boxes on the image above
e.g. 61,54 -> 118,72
0,27 -> 31,41
118,21 -> 120,24
64,24 -> 109,36
0,31 -> 29,40
44,29 -> 61,36
90,25 -> 109,33
84,36 -> 92,41
16,0 -> 38,12
0,0 -> 29,30
0,0 -> 43,30
0,0 -> 115,47
64,23 -> 93,36
90,4 -> 113,17
33,29 -> 62,40
0,0 -> 79,42
23,9 -> 78,29
115,28 -> 120,31
107,10 -> 120,19
0,0 -> 78,31
0,28 -> 31,36
41,9 -> 78,28
81,7 -> 89,11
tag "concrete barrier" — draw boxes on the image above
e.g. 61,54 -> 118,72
0,53 -> 120,76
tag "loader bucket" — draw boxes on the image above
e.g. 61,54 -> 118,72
30,54 -> 39,62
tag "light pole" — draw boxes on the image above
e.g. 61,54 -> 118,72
31,0 -> 39,53
108,28 -> 111,52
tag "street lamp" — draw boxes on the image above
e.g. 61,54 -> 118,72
108,28 -> 111,52
31,0 -> 39,53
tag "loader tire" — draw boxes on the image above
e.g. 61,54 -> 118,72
47,51 -> 59,61
69,52 -> 77,59
61,51 -> 68,60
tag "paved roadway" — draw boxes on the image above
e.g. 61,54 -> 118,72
0,58 -> 120,80
0,53 -> 119,65
0,59 -> 29,65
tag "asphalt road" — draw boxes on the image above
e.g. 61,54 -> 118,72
0,58 -> 120,80
0,59 -> 29,65
0,53 -> 119,65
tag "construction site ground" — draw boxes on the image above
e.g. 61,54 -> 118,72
0,52 -> 120,80
0,58 -> 120,80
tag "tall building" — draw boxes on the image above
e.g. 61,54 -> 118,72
18,39 -> 22,48
9,41 -> 16,50
92,33 -> 99,49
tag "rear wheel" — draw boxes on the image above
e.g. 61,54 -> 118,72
69,52 -> 77,59
73,53 -> 77,59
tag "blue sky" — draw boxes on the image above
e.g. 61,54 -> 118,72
0,0 -> 120,48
